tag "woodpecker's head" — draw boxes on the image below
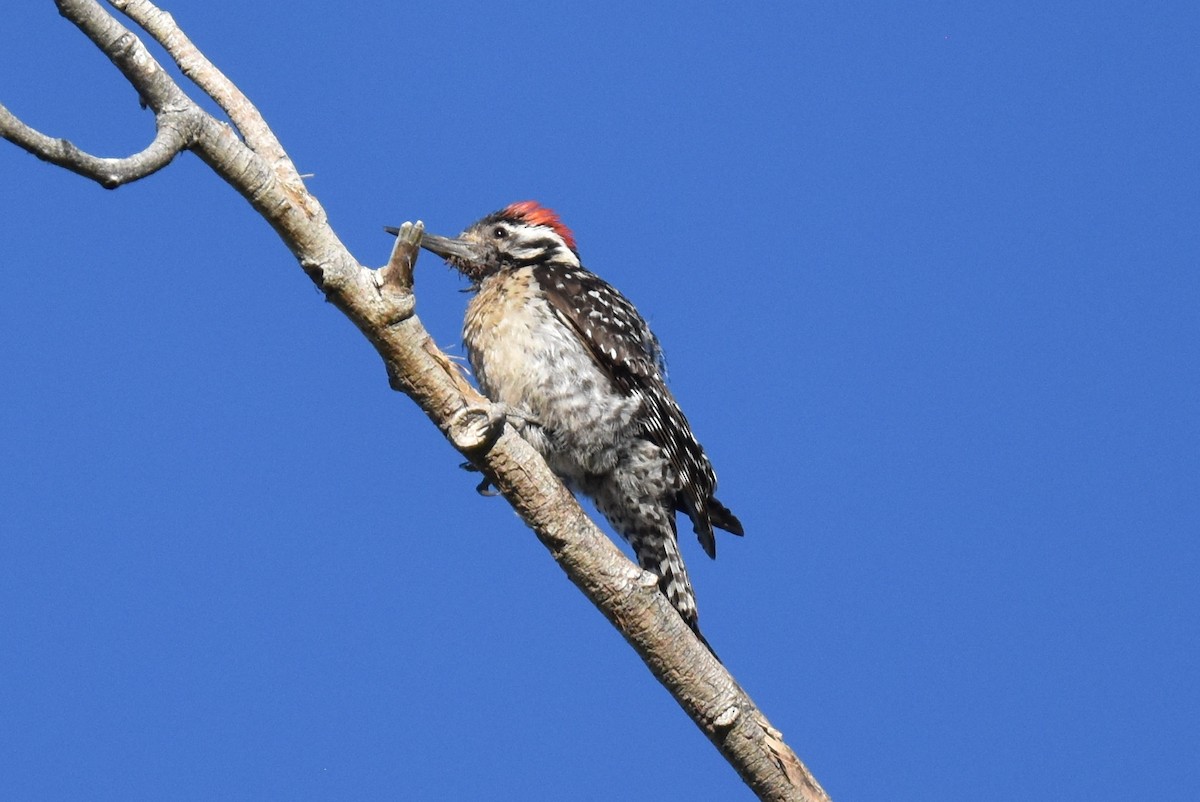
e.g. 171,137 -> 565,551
420,201 -> 581,281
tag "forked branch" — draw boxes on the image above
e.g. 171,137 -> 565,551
0,3 -> 830,800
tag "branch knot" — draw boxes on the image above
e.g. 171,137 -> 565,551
446,403 -> 506,453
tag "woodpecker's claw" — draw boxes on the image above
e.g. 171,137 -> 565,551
459,461 -> 499,496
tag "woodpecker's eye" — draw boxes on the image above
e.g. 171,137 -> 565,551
493,226 -> 508,239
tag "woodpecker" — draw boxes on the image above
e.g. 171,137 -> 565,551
417,201 -> 743,649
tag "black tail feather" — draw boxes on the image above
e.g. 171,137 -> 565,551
708,496 -> 744,537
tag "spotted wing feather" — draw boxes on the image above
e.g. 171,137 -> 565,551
532,265 -> 742,557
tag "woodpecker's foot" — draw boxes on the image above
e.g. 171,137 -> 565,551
459,461 -> 500,496
494,403 -> 541,430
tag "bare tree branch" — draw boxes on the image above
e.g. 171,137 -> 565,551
0,101 -> 191,187
1,3 -> 831,800
58,0 -> 195,114
111,0 -> 297,179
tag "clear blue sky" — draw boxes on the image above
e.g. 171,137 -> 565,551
2,2 -> 1197,799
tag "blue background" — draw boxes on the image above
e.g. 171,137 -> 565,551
2,2 -> 1197,799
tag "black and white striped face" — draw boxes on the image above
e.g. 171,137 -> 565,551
421,201 -> 581,282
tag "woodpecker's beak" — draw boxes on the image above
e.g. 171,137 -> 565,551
419,232 -> 484,265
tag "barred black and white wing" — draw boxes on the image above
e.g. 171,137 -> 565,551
531,264 -> 744,557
